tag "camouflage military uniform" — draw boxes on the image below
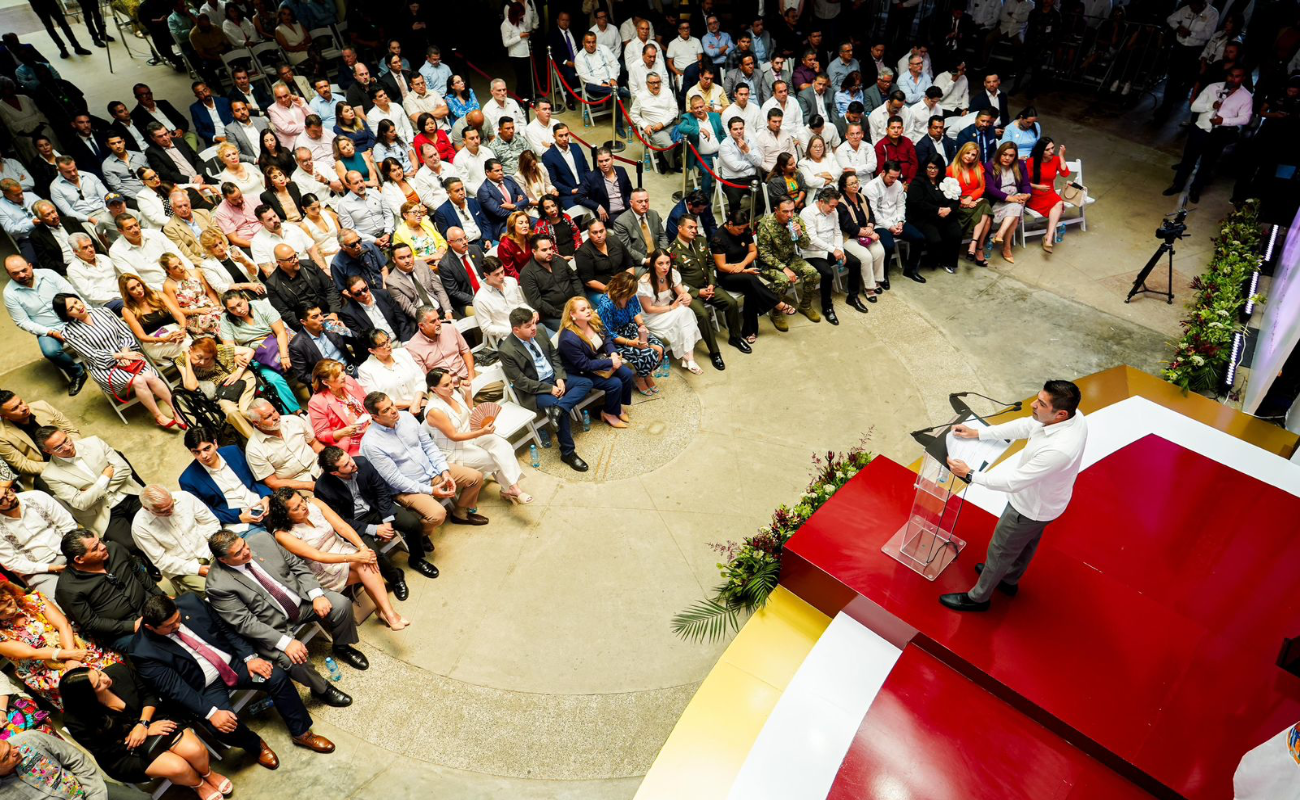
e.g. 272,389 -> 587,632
755,212 -> 820,316
670,236 -> 740,355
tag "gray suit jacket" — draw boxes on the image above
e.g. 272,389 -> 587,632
385,262 -> 454,322
611,209 -> 668,268
40,436 -> 140,536
225,117 -> 269,163
204,532 -> 338,653
798,86 -> 840,125
498,333 -> 566,412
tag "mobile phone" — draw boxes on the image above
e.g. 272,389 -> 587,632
246,506 -> 265,520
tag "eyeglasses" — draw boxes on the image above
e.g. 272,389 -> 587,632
353,286 -> 371,295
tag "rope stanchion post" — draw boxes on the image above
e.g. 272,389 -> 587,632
610,91 -> 623,152
675,139 -> 688,204
748,180 -> 759,225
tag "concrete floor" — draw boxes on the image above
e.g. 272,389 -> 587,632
0,10 -> 1229,797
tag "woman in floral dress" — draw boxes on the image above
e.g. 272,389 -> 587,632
161,254 -> 222,338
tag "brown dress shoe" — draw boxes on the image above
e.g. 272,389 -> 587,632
256,739 -> 280,769
292,731 -> 337,753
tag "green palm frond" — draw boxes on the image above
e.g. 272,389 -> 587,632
671,596 -> 742,643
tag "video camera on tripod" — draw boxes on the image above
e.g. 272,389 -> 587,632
1127,209 -> 1194,304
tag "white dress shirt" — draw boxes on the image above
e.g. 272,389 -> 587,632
590,23 -> 620,55
835,139 -> 878,175
721,100 -> 763,137
867,103 -> 897,143
0,490 -> 77,575
575,44 -> 621,86
631,89 -> 679,130
357,349 -> 425,407
482,97 -> 525,138
934,72 -> 970,113
202,457 -> 261,533
760,96 -> 805,138
130,490 -> 220,578
863,175 -> 906,228
753,127 -> 794,172
250,223 -> 315,267
971,412 -> 1089,521
623,37 -> 662,73
799,204 -> 843,259
1167,3 -> 1220,47
905,100 -> 941,143
524,117 -> 555,155
108,229 -> 195,288
998,0 -> 1035,39
1189,82 -> 1253,133
337,190 -> 396,242
453,144 -> 496,195
169,624 -> 239,708
369,101 -> 415,147
718,135 -> 763,180
472,277 -> 531,343
628,59 -> 671,97
65,254 -> 120,307
292,130 -> 336,172
410,162 -> 460,210
969,0 -> 1004,29
447,200 -> 482,242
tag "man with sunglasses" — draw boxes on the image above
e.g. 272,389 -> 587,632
339,274 -> 413,344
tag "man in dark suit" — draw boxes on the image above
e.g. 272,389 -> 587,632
315,446 -> 438,585
64,114 -> 111,179
968,73 -> 1010,132
475,159 -> 528,240
144,124 -> 211,187
498,307 -> 590,472
433,178 -> 492,247
226,67 -> 272,117
438,229 -> 487,315
130,83 -> 190,142
178,428 -> 273,531
915,115 -> 957,166
954,108 -> 999,163
204,529 -> 367,704
930,8 -> 978,70
542,124 -> 590,212
519,235 -> 583,332
549,11 -> 582,105
29,200 -> 82,273
287,303 -> 361,386
106,101 -> 148,152
797,77 -> 840,128
611,188 -> 669,270
223,101 -> 267,162
188,81 -> 234,149
338,274 -> 415,342
131,593 -> 336,766
577,147 -> 634,222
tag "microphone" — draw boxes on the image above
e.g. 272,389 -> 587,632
950,391 -> 1023,411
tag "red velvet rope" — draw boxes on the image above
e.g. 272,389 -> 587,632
615,95 -> 678,152
459,55 -> 530,104
548,58 -> 614,106
682,138 -> 752,190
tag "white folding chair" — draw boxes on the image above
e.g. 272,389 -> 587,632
250,41 -> 286,75
472,363 -> 543,451
170,29 -> 200,79
222,48 -> 265,86
454,314 -> 485,353
1018,158 -> 1093,246
579,83 -> 615,128
309,26 -> 342,62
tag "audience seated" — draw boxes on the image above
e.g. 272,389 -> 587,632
578,148 -> 634,223
265,239 -> 343,328
520,234 -> 584,332
906,156 -> 964,275
386,240 -> 454,323
438,228 -> 488,315
178,428 -> 272,534
56,529 -> 164,652
476,159 -> 529,241
474,258 -> 537,346
265,487 -> 408,631
612,188 -> 669,270
131,484 -> 219,594
357,330 -> 426,417
131,591 -> 335,760
498,308 -> 590,472
433,179 -> 491,249
637,250 -> 706,374
0,485 -> 76,597
289,303 -> 361,386
307,359 -> 371,457
217,286 -> 292,374
553,299 -> 634,432
0,390 -> 79,480
339,273 -> 413,344
865,161 -> 926,281
244,400 -> 323,493
542,124 -> 589,212
1023,137 -> 1071,253
709,209 -> 790,338
671,214 -> 746,366
34,428 -> 146,558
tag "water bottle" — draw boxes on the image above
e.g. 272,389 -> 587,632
529,444 -> 540,468
324,657 -> 342,682
1056,223 -> 1066,241
985,238 -> 995,258
656,358 -> 669,378
538,427 -> 552,448
581,410 -> 591,431
246,697 -> 274,715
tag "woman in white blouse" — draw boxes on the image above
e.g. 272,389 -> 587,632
134,168 -> 172,229
637,250 -> 704,375
222,4 -> 261,46
798,135 -> 843,191
274,6 -> 311,67
424,367 -> 532,505
355,330 -> 426,416
297,193 -> 342,260
515,150 -> 556,212
197,228 -> 278,317
214,143 -> 265,200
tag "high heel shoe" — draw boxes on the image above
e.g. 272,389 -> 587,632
1041,239 -> 1054,253
602,411 -> 628,428
200,771 -> 233,796
1001,250 -> 1015,264
381,613 -> 410,631
158,417 -> 188,431
189,779 -> 222,800
500,488 -> 534,505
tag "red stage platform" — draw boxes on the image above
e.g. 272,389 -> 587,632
783,435 -> 1300,799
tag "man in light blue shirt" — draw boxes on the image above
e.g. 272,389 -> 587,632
308,79 -> 338,131
49,158 -> 110,230
827,43 -> 861,90
418,47 -> 452,96
0,180 -> 38,263
702,16 -> 733,66
359,392 -> 488,527
2,256 -> 87,394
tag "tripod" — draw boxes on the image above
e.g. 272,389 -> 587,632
1125,238 -> 1176,304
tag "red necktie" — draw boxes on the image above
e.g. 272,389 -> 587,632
463,254 -> 480,291
177,629 -> 239,687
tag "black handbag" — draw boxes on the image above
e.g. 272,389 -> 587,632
213,379 -> 247,403
141,728 -> 185,761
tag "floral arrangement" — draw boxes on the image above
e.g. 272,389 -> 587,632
672,440 -> 874,643
1163,200 -> 1264,393
940,176 -> 962,201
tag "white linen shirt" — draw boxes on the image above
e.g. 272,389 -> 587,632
66,254 -> 122,307
575,44 -> 620,86
130,490 -> 220,578
0,490 -> 76,575
798,204 -> 843,259
863,174 -> 906,228
835,139 -> 878,175
357,349 -> 425,407
472,277 -> 531,343
108,229 -> 195,289
1168,3 -> 1220,47
971,412 -> 1088,521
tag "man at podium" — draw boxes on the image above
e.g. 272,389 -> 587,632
939,380 -> 1088,612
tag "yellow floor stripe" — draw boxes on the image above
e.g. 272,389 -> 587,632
635,587 -> 830,799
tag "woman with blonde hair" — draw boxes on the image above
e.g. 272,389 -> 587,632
119,273 -> 188,361
556,296 -> 634,429
391,200 -> 447,269
308,358 -> 370,456
161,253 -> 222,338
596,271 -> 665,394
214,142 -> 264,199
948,142 -> 993,267
985,141 -> 1031,264
496,210 -> 533,279
424,366 -> 532,504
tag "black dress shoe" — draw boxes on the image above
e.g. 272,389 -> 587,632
879,278 -> 890,291
847,294 -> 869,313
904,270 -> 927,284
709,353 -> 725,370
449,512 -> 489,525
939,592 -> 991,612
312,685 -> 353,707
391,578 -> 409,601
974,563 -> 1019,596
73,46 -> 93,55
560,451 -> 588,471
1162,185 -> 1183,196
332,645 -> 369,671
410,558 -> 439,578
68,372 -> 87,396
92,39 -> 106,48
102,33 -> 115,41
544,405 -> 563,431
866,292 -> 878,302
727,337 -> 752,353
823,306 -> 839,325
944,265 -> 957,274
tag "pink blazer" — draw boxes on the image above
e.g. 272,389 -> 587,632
308,376 -> 370,455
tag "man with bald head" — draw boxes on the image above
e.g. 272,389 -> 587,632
3,254 -> 87,393
268,84 -> 310,149
264,243 -> 342,327
244,399 -> 323,493
451,108 -> 493,149
162,189 -> 219,263
251,204 -> 324,272
132,484 -> 220,594
346,62 -> 379,116
337,171 -> 393,248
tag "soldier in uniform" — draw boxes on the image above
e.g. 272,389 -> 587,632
669,214 -> 747,371
755,195 -> 822,322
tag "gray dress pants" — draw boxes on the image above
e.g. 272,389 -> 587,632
967,504 -> 1050,602
258,589 -> 358,693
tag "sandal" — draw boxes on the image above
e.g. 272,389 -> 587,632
158,417 -> 188,431
682,359 -> 703,375
500,488 -> 535,505
744,334 -> 757,343
189,780 -> 222,800
201,771 -> 233,796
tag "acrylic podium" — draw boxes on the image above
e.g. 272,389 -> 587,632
881,450 -> 967,580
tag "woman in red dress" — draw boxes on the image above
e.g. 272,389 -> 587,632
1025,137 -> 1070,253
495,211 -> 533,279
